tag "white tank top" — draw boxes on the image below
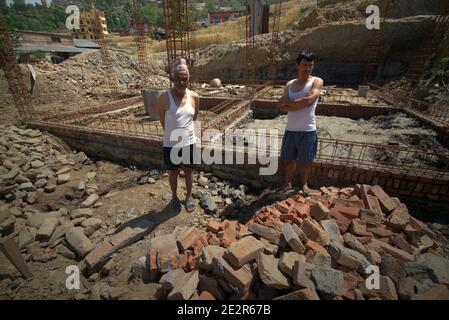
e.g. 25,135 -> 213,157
285,77 -> 318,132
163,89 -> 197,147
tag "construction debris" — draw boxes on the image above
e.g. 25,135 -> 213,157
135,184 -> 449,300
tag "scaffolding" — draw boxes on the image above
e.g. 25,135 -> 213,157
93,9 -> 120,96
362,0 -> 391,82
132,0 -> 151,89
245,0 -> 256,85
406,2 -> 449,92
0,18 -> 34,122
163,0 -> 192,78
267,0 -> 283,81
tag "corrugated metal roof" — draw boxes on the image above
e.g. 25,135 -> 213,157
74,39 -> 100,49
16,44 -> 96,54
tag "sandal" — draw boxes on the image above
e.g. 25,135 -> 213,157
185,198 -> 196,212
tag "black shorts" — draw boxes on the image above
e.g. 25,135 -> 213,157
163,144 -> 199,171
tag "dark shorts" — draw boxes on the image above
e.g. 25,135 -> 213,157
280,130 -> 318,165
163,144 -> 199,171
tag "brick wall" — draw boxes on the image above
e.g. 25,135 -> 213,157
31,122 -> 449,204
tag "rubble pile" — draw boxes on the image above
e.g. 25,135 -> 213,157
0,125 -> 152,266
134,184 -> 449,300
32,60 -> 63,72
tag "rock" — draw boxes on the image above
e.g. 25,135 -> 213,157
0,205 -> 9,224
34,179 -> 47,188
72,217 -> 86,226
198,177 -> 209,187
109,287 -> 127,300
36,218 -> 58,241
224,236 -> 264,268
380,254 -> 406,286
256,252 -> 290,290
210,78 -> 222,88
279,251 -> 306,277
86,172 -> 96,181
30,160 -> 45,168
328,241 -> 371,273
18,182 -> 36,192
15,175 -> 30,184
56,167 -> 71,175
247,222 -> 286,247
168,270 -> 200,300
65,227 -> 94,257
293,260 -> 315,290
147,177 -> 156,184
301,218 -> 330,247
44,183 -> 56,193
81,194 -> 99,208
398,277 -> 416,300
57,174 -> 71,184
84,226 -> 96,237
56,244 -> 76,259
411,284 -> 449,300
311,202 -> 330,221
81,218 -> 103,230
78,181 -> 86,192
71,208 -> 93,219
308,265 -> 345,297
200,195 -> 217,213
415,253 -> 449,285
18,227 -> 36,248
282,222 -> 306,254
320,219 -> 343,244
26,212 -> 47,229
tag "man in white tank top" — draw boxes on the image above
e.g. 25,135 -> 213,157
277,50 -> 324,195
158,58 -> 200,212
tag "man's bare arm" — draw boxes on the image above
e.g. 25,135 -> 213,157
192,91 -> 200,121
158,93 -> 168,130
278,78 -> 324,112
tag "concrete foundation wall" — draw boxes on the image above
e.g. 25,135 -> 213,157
31,122 -> 449,204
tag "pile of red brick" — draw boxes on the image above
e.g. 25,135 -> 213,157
32,60 -> 63,72
136,184 -> 449,300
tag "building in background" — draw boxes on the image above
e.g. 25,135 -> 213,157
73,8 -> 109,40
207,10 -> 244,25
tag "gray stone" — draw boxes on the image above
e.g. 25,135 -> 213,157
18,182 -> 36,192
328,241 -> 371,273
65,227 -> 94,257
282,222 -> 306,254
15,175 -> 30,184
36,218 -> 58,241
320,219 -> 343,244
0,205 -> 9,224
57,174 -> 71,184
81,218 -> 103,230
56,244 -> 76,259
311,202 -> 330,221
18,227 -> 36,248
198,176 -> 209,187
307,252 -> 332,268
248,222 -> 286,247
44,183 -> 56,193
199,245 -> 226,272
26,212 -> 47,228
159,269 -> 187,292
416,253 -> 449,285
56,167 -> 71,175
167,270 -> 199,300
70,208 -> 94,219
84,226 -> 96,237
279,251 -> 306,277
293,260 -> 316,290
380,254 -> 406,286
147,177 -> 156,184
78,181 -> 86,192
86,172 -> 96,181
30,160 -> 44,168
414,278 -> 435,295
308,266 -> 345,297
257,252 -> 290,290
72,217 -> 86,226
81,194 -> 99,208
132,256 -> 150,282
200,195 -> 217,213
34,179 -> 47,188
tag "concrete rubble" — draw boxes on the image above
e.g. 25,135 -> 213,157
132,184 -> 449,300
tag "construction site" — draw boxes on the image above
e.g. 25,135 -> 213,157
1,0 -> 449,301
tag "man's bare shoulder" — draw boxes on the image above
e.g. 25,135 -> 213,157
313,76 -> 324,84
189,89 -> 200,99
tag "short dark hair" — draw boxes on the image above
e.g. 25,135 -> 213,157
296,50 -> 315,64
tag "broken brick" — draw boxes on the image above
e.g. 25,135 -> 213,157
282,223 -> 306,254
368,185 -> 398,214
207,220 -> 221,233
329,209 -> 352,233
301,218 -> 330,247
334,204 -> 360,219
177,226 -> 202,251
306,239 -> 330,257
224,236 -> 265,268
350,219 -> 373,237
311,202 -> 330,221
213,256 -> 253,294
273,288 -> 320,300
